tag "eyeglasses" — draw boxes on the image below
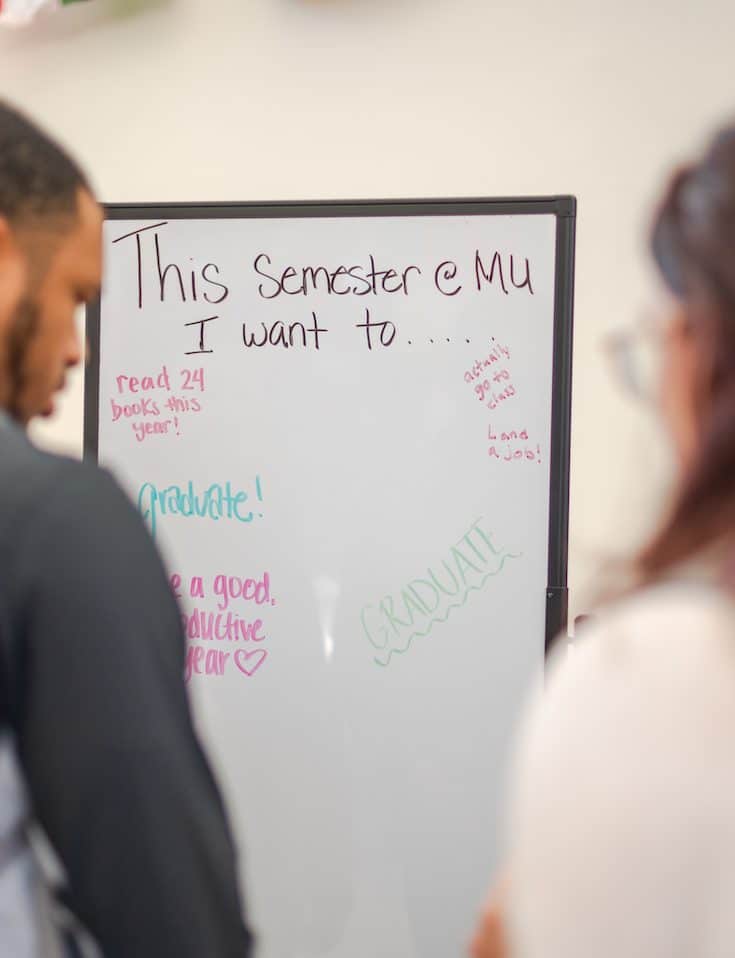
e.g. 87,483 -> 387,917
604,320 -> 666,403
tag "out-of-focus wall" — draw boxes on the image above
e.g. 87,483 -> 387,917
2,0 -> 732,612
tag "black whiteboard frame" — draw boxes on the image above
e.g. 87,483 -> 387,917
84,196 -> 575,654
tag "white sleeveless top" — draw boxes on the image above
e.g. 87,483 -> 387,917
507,580 -> 735,958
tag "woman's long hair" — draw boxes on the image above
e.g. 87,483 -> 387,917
637,127 -> 735,582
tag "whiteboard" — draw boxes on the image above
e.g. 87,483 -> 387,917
86,199 -> 574,958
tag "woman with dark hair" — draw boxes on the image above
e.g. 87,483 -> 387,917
471,126 -> 735,958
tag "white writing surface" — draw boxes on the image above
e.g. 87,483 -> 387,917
96,208 -> 558,958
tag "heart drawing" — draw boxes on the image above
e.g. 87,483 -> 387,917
234,649 -> 268,677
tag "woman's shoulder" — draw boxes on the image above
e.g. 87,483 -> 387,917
571,579 -> 735,678
524,580 -> 735,770
509,579 -> 735,864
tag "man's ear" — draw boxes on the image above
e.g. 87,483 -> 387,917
0,218 -> 26,327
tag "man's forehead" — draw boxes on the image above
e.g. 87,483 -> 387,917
49,190 -> 103,280
65,189 -> 102,246
4,189 -> 102,292
77,188 -> 103,231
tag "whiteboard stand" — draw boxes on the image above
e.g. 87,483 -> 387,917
84,196 -> 575,958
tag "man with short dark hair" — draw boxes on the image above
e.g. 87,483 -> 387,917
0,102 -> 253,956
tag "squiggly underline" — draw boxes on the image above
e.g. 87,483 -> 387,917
373,551 -> 521,667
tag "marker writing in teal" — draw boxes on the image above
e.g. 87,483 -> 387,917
360,517 -> 520,666
137,477 -> 264,539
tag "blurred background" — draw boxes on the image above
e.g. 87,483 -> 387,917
1,0 -> 731,617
